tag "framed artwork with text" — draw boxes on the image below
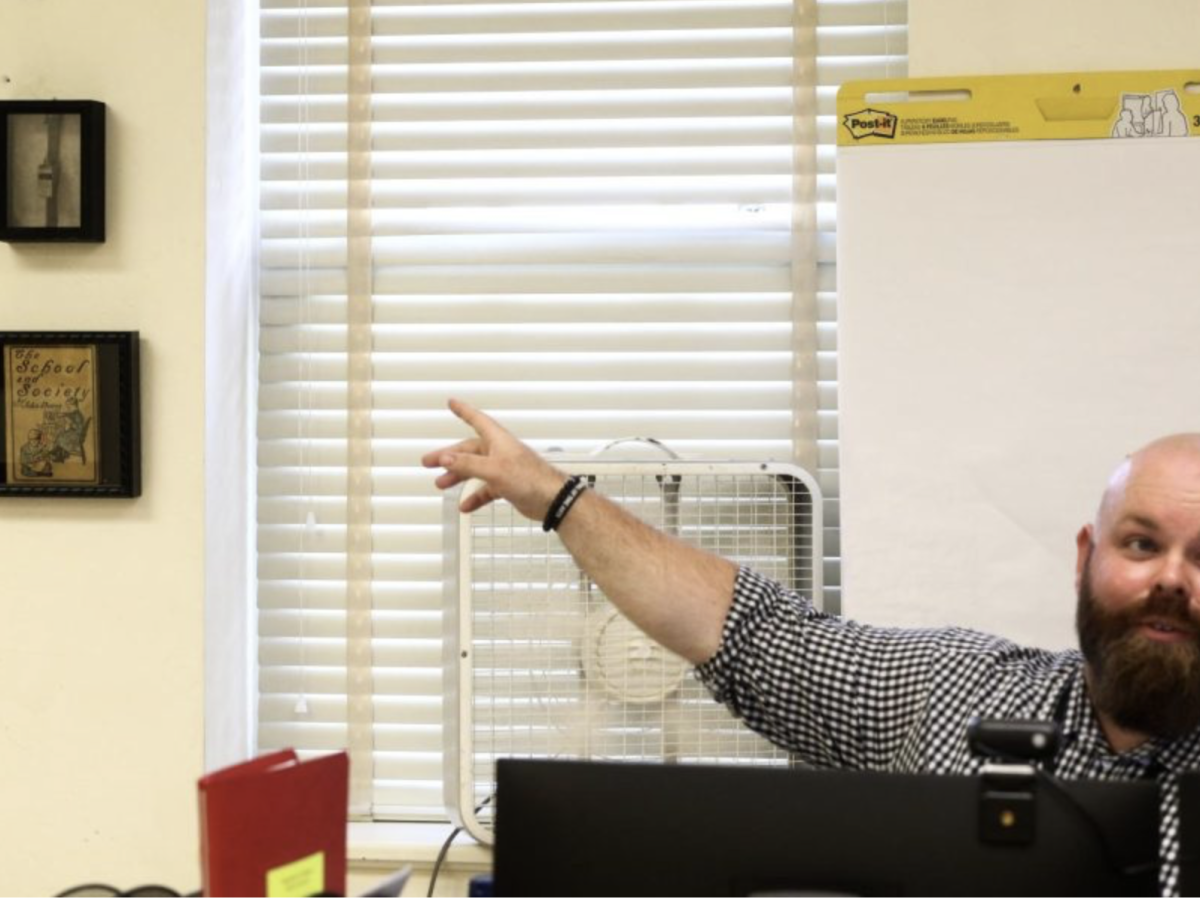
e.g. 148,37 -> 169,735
0,332 -> 139,496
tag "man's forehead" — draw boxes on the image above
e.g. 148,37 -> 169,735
1111,512 -> 1161,531
1097,434 -> 1200,528
1127,441 -> 1200,487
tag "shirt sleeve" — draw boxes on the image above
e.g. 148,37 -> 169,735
694,567 -> 991,770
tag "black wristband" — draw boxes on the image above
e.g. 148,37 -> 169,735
542,475 -> 588,532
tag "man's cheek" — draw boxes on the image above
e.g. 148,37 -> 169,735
1096,572 -> 1149,609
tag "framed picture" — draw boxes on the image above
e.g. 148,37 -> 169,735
0,332 -> 140,497
0,101 -> 106,243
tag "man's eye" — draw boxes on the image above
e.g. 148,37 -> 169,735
1126,537 -> 1158,553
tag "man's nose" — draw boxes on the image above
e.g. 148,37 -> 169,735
1156,551 -> 1191,599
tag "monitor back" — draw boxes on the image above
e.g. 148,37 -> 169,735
494,759 -> 1159,897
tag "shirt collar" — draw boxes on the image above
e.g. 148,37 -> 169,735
1057,658 -> 1200,774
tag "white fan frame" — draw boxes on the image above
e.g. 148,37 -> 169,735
443,460 -> 823,843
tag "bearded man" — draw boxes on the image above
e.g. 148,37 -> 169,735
427,401 -> 1200,896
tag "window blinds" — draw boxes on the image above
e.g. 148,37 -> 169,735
256,0 -> 906,820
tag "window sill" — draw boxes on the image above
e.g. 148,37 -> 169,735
348,821 -> 493,867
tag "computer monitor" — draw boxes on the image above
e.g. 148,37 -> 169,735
493,759 -> 1159,896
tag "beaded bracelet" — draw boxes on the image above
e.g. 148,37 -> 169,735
542,475 -> 588,532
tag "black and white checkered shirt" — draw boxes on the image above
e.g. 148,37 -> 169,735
695,568 -> 1200,896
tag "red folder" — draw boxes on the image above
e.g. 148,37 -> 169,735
199,749 -> 349,897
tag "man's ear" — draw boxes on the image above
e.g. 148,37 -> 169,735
1075,524 -> 1094,592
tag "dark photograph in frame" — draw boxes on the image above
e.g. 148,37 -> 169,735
0,332 -> 139,497
0,101 -> 106,243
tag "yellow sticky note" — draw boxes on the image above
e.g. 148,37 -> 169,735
266,850 -> 325,898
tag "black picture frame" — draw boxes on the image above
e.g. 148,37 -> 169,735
0,100 -> 106,243
0,332 -> 140,497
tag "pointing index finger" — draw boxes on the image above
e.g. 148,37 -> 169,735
448,397 -> 503,441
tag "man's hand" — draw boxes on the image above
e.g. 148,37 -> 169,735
423,397 -> 737,663
421,398 -> 568,521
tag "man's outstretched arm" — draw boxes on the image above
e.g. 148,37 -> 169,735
422,398 -> 737,665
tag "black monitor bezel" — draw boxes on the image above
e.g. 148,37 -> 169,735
494,758 -> 1159,897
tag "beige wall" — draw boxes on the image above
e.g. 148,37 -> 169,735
1,0 -> 1197,896
910,0 -> 1200,75
0,1 -> 206,894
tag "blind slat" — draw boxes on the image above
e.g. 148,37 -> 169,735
262,60 -> 795,96
261,206 -> 792,238
262,294 -> 794,325
259,119 -> 794,152
259,325 -> 793,356
262,3 -> 793,40
262,146 -> 793,181
258,352 -> 794,383
262,89 -> 794,124
261,266 -> 794,296
257,408 -> 796,441
263,232 -> 792,268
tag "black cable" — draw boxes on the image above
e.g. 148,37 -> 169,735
56,887 -> 180,898
1031,768 -> 1159,878
426,824 -> 464,897
427,794 -> 493,897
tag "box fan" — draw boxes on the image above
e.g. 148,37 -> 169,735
443,453 -> 823,843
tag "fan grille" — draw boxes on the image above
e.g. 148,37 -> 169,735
451,465 -> 821,839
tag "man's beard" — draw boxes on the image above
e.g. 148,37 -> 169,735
1077,549 -> 1200,739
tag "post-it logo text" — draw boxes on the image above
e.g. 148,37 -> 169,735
842,108 -> 898,140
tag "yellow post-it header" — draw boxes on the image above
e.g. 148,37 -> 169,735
266,851 -> 325,898
837,70 -> 1200,146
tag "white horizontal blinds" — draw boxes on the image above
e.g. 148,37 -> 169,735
361,0 -> 797,470
260,0 -> 799,451
812,0 -> 907,613
258,0 -> 380,818
260,0 -> 794,822
256,0 -> 903,821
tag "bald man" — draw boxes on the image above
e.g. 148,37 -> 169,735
1077,435 -> 1200,752
426,404 -> 1200,895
